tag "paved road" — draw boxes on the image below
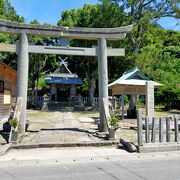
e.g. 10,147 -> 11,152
0,147 -> 180,180
0,157 -> 180,180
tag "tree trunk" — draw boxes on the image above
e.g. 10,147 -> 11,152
87,57 -> 97,107
35,72 -> 40,104
89,78 -> 96,107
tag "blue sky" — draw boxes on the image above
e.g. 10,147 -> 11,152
9,0 -> 98,25
9,0 -> 180,31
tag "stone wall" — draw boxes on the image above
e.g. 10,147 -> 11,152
0,63 -> 16,119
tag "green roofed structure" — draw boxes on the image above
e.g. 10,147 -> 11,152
108,67 -> 162,119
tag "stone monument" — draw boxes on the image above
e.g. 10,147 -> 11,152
145,81 -> 154,117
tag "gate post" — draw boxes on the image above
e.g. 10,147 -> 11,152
98,38 -> 108,132
137,109 -> 143,146
174,116 -> 179,142
17,33 -> 29,133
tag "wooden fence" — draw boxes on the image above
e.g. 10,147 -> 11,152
137,109 -> 179,147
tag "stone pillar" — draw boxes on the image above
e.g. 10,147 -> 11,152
145,81 -> 154,117
127,94 -> 137,118
129,95 -> 137,110
17,33 -> 29,133
98,38 -> 108,132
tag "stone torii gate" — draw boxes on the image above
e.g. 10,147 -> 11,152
0,19 -> 133,133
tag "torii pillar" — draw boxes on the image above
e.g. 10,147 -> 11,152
98,38 -> 108,132
17,33 -> 29,133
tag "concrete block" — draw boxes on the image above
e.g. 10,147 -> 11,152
138,142 -> 180,153
0,143 -> 12,156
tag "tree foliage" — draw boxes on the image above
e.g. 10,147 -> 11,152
135,26 -> 180,109
0,0 -> 24,69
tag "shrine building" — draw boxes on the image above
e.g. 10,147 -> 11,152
45,59 -> 82,102
0,62 -> 16,120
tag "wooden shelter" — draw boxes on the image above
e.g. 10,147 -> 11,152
108,67 -> 162,119
0,62 -> 16,120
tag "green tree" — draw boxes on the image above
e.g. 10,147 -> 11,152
135,26 -> 180,109
28,20 -> 58,102
58,2 -> 128,105
120,0 -> 179,53
0,0 -> 24,69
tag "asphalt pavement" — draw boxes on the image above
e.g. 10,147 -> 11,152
0,147 -> 180,179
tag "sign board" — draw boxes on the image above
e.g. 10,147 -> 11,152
3,90 -> 11,104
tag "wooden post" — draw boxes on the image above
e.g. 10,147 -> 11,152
137,109 -> 143,146
114,96 -> 116,111
166,117 -> 170,142
112,94 -> 115,110
121,94 -> 124,120
159,117 -> 164,143
151,117 -> 156,143
174,117 -> 179,142
145,116 -> 149,143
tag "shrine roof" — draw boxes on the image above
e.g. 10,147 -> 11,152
108,67 -> 162,88
45,58 -> 82,85
45,76 -> 82,85
48,73 -> 78,78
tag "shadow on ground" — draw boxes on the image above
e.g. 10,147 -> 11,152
40,127 -> 108,140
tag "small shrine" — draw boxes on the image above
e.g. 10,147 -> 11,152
108,67 -> 162,119
45,58 -> 82,102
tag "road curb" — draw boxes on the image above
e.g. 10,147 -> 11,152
11,140 -> 119,150
138,142 -> 180,153
0,143 -> 12,156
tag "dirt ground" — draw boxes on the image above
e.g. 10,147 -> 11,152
74,108 -> 180,144
0,107 -> 179,145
